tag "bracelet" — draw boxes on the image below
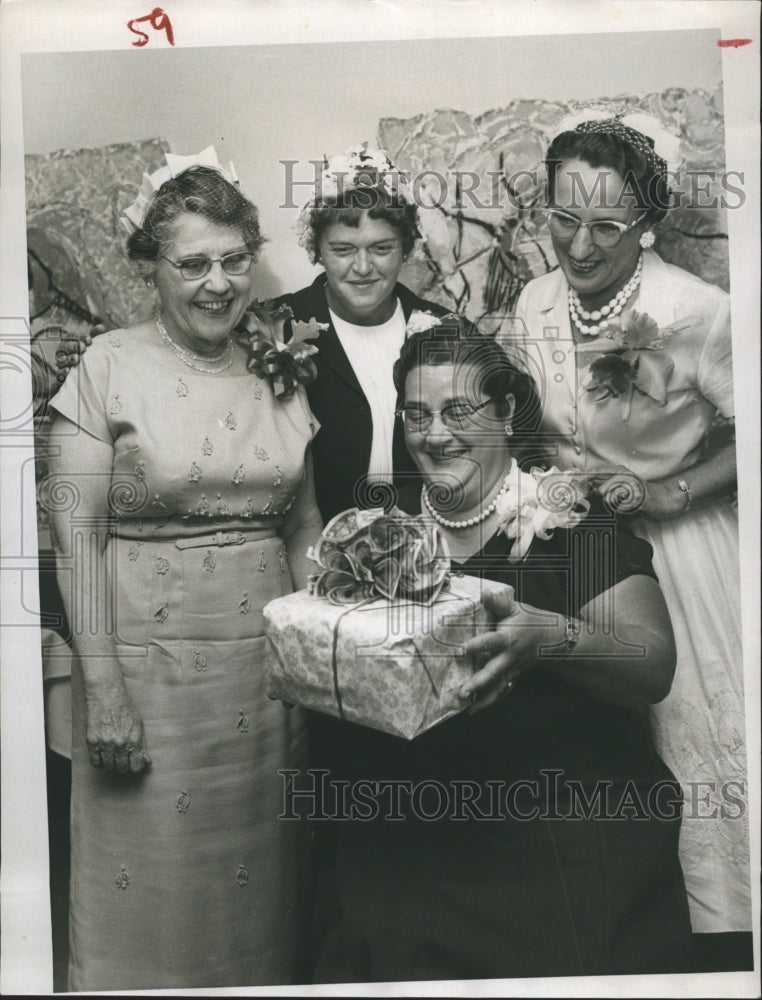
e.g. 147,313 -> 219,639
676,478 -> 693,511
561,617 -> 581,656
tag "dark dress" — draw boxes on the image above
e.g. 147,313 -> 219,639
276,275 -> 448,522
312,497 -> 693,982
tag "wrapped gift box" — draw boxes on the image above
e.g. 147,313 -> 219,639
264,573 -> 502,740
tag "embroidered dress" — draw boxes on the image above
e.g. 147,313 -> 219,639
511,249 -> 750,934
51,326 -> 318,990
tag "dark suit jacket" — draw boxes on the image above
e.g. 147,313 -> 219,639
276,275 -> 448,522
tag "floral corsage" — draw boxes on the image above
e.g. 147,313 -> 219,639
235,300 -> 327,399
494,461 -> 591,562
295,144 -> 416,258
580,310 -> 686,419
404,309 -> 473,339
405,309 -> 445,336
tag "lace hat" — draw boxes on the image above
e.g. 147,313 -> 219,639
550,106 -> 683,178
120,146 -> 239,234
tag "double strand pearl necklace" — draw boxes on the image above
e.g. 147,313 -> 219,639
422,471 -> 512,530
156,313 -> 234,374
568,254 -> 643,337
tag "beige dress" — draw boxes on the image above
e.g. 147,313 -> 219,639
51,326 -> 318,990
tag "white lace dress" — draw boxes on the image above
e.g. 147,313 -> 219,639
511,250 -> 750,934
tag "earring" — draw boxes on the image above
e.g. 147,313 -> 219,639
639,230 -> 655,249
146,277 -> 155,289
504,423 -> 513,437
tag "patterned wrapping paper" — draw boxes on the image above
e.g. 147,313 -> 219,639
264,574 -> 502,740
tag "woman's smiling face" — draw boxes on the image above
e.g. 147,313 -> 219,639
318,213 -> 404,326
549,158 -> 646,310
403,363 -> 514,514
153,212 -> 255,354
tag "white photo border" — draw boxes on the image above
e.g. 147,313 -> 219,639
1,2 -> 758,996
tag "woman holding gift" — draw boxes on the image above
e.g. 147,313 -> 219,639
509,110 -> 749,964
313,316 -> 692,981
273,146 -> 449,522
47,153 -> 322,990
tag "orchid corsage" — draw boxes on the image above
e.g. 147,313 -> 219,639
235,300 -> 326,399
580,310 -> 686,420
493,461 -> 591,562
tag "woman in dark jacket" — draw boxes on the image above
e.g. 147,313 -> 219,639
275,147 -> 449,522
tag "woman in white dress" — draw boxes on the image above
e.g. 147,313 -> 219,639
510,109 -> 750,971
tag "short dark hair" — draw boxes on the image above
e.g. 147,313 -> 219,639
126,165 -> 265,264
546,130 -> 671,225
393,316 -> 544,462
302,185 -> 420,264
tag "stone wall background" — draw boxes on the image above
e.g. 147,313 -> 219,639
26,138 -> 170,538
381,86 -> 729,326
26,137 -> 171,339
24,85 -> 728,342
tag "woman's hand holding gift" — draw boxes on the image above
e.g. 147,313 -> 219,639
460,586 -> 565,713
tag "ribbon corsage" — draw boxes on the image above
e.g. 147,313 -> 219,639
235,300 -> 326,399
494,461 -> 591,561
580,310 -> 688,420
308,507 -> 450,606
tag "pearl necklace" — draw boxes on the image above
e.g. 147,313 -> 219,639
422,472 -> 511,530
156,313 -> 234,374
568,254 -> 643,336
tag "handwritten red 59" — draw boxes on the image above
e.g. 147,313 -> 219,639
127,7 -> 175,47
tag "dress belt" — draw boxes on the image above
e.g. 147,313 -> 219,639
174,530 -> 269,550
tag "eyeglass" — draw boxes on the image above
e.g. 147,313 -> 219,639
543,208 -> 648,248
160,251 -> 254,280
395,395 -> 501,432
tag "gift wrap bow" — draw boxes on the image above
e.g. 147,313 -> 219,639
308,507 -> 450,606
305,508 -> 454,725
